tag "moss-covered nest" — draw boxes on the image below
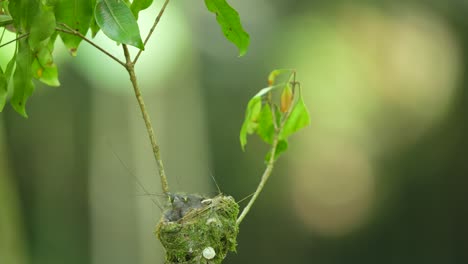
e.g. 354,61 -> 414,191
155,194 -> 239,264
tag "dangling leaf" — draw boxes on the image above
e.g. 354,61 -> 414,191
256,104 -> 275,144
28,5 -> 55,50
204,0 -> 250,56
239,96 -> 261,150
280,85 -> 293,113
32,36 -> 60,87
95,0 -> 144,49
280,92 -> 310,140
8,0 -> 39,33
131,0 -> 153,19
11,38 -> 34,118
239,85 -> 284,149
55,0 -> 93,55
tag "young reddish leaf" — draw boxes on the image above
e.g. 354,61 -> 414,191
267,69 -> 281,86
280,85 -> 293,113
204,0 -> 250,56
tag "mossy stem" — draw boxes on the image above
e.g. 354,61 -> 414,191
123,44 -> 170,194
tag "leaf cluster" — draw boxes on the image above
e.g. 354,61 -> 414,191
240,69 -> 310,161
0,0 -> 250,117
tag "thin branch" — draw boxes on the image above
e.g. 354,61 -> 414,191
55,26 -> 126,68
122,44 -> 170,194
237,134 -> 279,225
0,33 -> 29,49
133,0 -> 171,64
0,28 -> 6,44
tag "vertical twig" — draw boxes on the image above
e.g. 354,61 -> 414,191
123,44 -> 170,194
133,0 -> 171,64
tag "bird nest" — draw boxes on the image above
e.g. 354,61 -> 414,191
155,193 -> 239,264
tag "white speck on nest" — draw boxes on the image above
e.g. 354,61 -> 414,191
202,247 -> 216,260
206,218 -> 217,225
201,199 -> 212,205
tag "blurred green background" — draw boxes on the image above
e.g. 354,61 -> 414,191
1,0 -> 468,263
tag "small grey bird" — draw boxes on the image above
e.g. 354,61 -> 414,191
164,193 -> 206,222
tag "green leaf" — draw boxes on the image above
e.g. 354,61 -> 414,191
55,0 -> 93,55
256,104 -> 275,144
0,53 -> 17,112
280,92 -> 310,140
239,96 -> 261,150
89,0 -> 100,37
32,58 -> 59,86
204,0 -> 250,56
9,0 -> 39,33
95,0 -> 144,49
131,0 -> 153,19
265,139 -> 288,162
32,35 -> 60,87
89,16 -> 100,37
28,6 -> 55,49
239,85 -> 280,150
0,14 -> 13,27
11,38 -> 34,118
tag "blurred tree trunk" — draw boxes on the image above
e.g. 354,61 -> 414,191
3,65 -> 92,264
0,117 -> 27,264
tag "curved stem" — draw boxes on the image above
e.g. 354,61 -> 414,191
236,134 -> 279,225
122,44 -> 170,194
